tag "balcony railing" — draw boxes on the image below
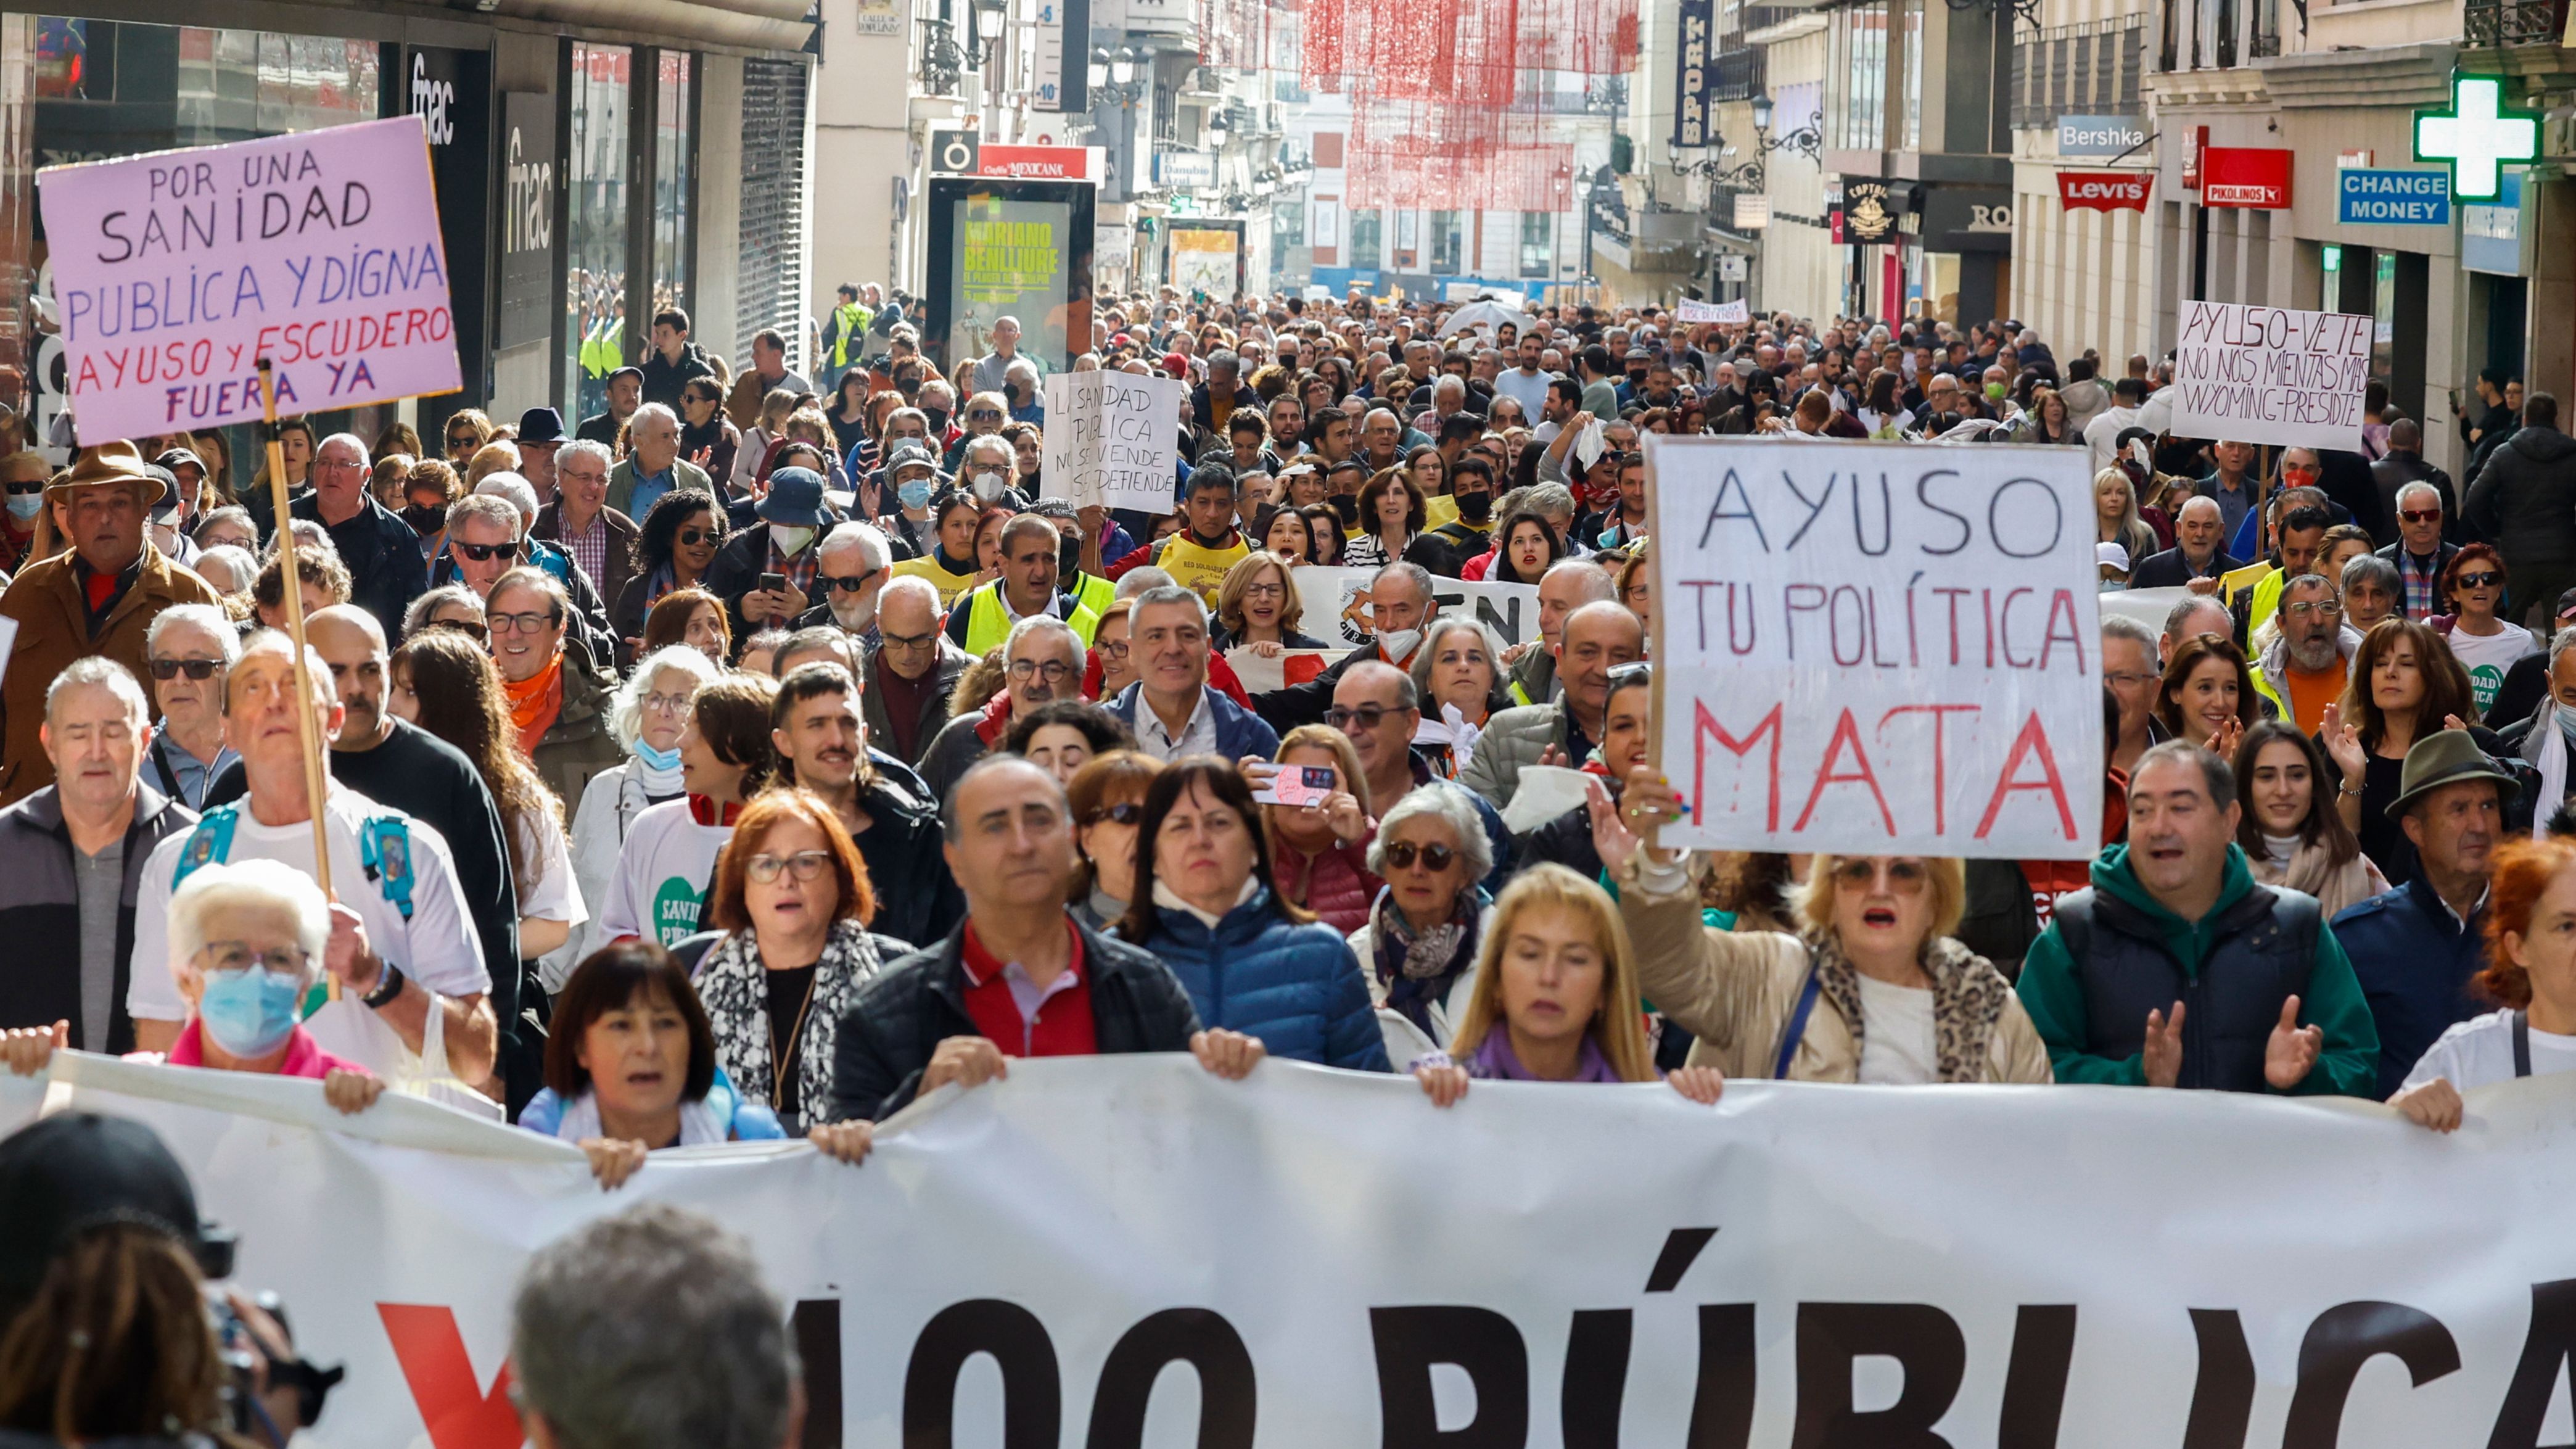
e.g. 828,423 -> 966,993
1713,46 -> 1763,101
2464,0 -> 2559,46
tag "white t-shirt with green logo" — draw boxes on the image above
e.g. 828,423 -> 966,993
596,800 -> 733,947
2446,621 -> 2538,717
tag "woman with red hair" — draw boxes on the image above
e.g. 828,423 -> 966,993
2393,835 -> 2576,1131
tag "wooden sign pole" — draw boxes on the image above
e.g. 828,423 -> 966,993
253,358 -> 339,999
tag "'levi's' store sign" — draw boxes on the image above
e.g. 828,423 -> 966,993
2202,146 -> 2292,208
2058,170 -> 2152,212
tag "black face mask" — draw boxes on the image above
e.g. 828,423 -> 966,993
1455,492 -> 1492,522
1058,535 -> 1082,577
1330,495 -> 1360,527
1627,369 -> 1648,387
401,503 -> 445,535
922,410 -> 952,434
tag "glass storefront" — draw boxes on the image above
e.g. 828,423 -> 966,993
564,41 -> 630,429
649,51 -> 692,324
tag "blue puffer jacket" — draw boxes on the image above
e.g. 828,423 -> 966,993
1134,885 -> 1392,1070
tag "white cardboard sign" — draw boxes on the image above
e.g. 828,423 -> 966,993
1647,436 -> 2103,859
1040,369 -> 1184,512
2168,300 -> 2372,449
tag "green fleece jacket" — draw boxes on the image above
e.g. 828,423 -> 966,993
2014,843 -> 2380,1095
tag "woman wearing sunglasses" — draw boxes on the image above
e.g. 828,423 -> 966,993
691,790 -> 887,1136
1068,750 -> 1163,931
1597,769 -> 2054,1084
614,489 -> 729,656
2435,543 -> 2537,719
1346,782 -> 1494,1067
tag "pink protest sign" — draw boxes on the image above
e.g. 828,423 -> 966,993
37,115 -> 460,444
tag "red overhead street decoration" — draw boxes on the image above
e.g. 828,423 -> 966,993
2058,171 -> 2152,212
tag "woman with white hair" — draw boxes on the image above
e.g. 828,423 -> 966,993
1410,616 -> 1504,775
1347,782 -> 1497,1066
0,859 -> 384,1114
564,644 -> 725,978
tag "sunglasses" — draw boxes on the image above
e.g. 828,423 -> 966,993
1085,801 -> 1145,827
1381,841 -> 1457,872
1324,703 -> 1408,731
2398,509 -> 2442,524
1833,857 -> 1929,892
148,657 -> 221,681
454,540 -> 520,563
678,528 -> 715,546
4,481 -> 43,497
2457,572 -> 2504,589
968,410 -> 1004,423
821,573 -> 874,593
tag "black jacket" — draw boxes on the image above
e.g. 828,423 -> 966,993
0,784 -> 195,1052
848,771 -> 965,951
1405,519 -> 1494,579
2467,425 -> 2576,567
292,492 -> 429,645
826,914 -> 1203,1122
639,342 -> 718,410
2369,451 -> 2457,548
2128,545 -> 2241,589
2051,884 -> 2324,1093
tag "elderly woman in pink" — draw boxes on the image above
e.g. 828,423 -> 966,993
0,859 -> 383,1115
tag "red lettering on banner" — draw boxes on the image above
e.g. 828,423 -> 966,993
1880,703 -> 1981,833
1693,700 -> 1783,831
1974,712 -> 2079,841
379,1303 -> 519,1449
1794,709 -> 1896,835
2057,171 -> 2152,212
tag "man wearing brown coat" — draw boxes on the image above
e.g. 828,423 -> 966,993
0,442 -> 221,805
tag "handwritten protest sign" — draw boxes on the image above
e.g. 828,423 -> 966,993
38,115 -> 459,444
1296,566 -> 1540,650
2168,301 -> 2371,450
1647,437 -> 2102,859
1674,298 -> 1750,325
1041,369 -> 1183,512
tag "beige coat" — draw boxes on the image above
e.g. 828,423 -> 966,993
1621,864 -> 2054,1084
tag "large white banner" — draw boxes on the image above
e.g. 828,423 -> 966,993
39,115 -> 461,444
1297,565 -> 1541,650
1645,437 -> 2102,859
2168,301 -> 2372,450
1041,370 -> 1183,513
13,1053 -> 2576,1448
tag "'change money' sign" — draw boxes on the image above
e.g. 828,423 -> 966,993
1647,437 -> 2102,859
38,114 -> 459,444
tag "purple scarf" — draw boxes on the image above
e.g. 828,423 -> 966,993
1465,1030 -> 1621,1083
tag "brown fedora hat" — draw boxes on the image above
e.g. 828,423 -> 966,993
46,440 -> 167,508
2387,729 -> 2523,819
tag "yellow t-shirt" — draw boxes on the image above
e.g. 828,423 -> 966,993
1424,495 -> 1459,530
1159,532 -> 1253,604
892,553 -> 981,610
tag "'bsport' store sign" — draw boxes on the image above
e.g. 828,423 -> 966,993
2337,167 -> 2450,226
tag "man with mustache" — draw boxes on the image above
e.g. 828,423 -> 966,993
769,663 -> 959,950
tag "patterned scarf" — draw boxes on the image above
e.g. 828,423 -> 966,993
1369,884 -> 1486,1037
695,918 -> 883,1124
1799,928 -> 2010,1083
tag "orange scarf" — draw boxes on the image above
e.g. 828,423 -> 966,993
501,650 -> 566,754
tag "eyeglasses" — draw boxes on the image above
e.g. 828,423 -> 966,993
1325,703 -> 1409,731
1833,858 -> 1928,892
2281,600 -> 2343,619
1242,582 -> 1286,601
968,410 -> 1004,423
1007,658 -> 1075,683
821,573 -> 875,593
454,540 -> 520,563
641,690 -> 694,716
446,434 -> 479,449
205,942 -> 310,976
488,611 -> 560,634
2457,572 -> 2504,589
678,528 -> 714,547
149,657 -> 222,681
1382,840 -> 1457,872
2104,671 -> 2158,688
2399,509 -> 2442,524
1096,640 -> 1130,660
1084,801 -> 1145,827
746,850 -> 833,884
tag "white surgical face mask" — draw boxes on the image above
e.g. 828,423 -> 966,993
772,525 -> 816,555
972,470 -> 1009,500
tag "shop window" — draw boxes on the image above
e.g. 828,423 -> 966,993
1519,212 -> 1552,277
650,52 -> 694,323
1430,210 -> 1463,273
564,41 -> 630,429
1349,207 -> 1381,267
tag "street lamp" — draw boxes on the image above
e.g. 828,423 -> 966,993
1751,93 -> 1774,133
1090,47 -> 1109,89
1111,47 -> 1137,85
1209,122 -> 1228,148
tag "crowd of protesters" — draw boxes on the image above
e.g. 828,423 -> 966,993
0,271 -> 2562,1321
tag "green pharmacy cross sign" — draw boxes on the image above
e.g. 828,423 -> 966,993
2414,73 -> 2538,202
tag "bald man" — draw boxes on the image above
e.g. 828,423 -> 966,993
200,606 -> 528,1104
2130,494 -> 2244,588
